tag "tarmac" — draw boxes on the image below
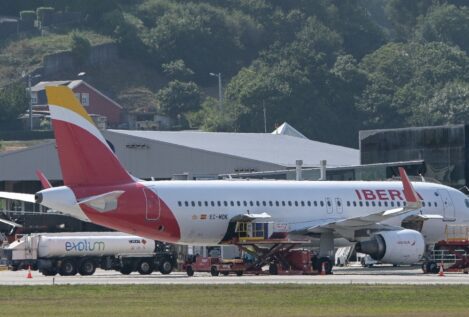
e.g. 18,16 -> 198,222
1,265 -> 469,285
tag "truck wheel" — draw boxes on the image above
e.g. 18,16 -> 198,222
235,271 -> 243,276
427,261 -> 439,274
210,266 -> 219,276
42,268 -> 58,276
60,259 -> 77,276
120,265 -> 132,275
186,266 -> 194,277
137,260 -> 154,275
159,259 -> 173,275
79,260 -> 96,276
222,272 -> 229,276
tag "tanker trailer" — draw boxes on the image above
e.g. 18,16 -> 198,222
3,232 -> 177,276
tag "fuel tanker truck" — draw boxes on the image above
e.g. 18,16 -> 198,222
3,232 -> 177,276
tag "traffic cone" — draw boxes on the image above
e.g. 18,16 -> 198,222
438,262 -> 445,277
320,262 -> 326,276
26,265 -> 32,279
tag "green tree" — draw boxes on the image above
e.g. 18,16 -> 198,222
385,0 -> 433,40
415,4 -> 469,53
70,32 -> 91,66
358,42 -> 469,128
0,83 -> 29,130
156,81 -> 202,120
162,60 -> 194,81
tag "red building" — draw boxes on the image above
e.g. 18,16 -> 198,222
31,80 -> 124,129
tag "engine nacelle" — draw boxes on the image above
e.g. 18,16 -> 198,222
35,186 -> 90,222
356,229 -> 425,265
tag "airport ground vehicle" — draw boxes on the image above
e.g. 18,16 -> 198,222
3,232 -> 177,276
423,225 -> 469,274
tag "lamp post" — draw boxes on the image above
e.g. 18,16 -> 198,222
22,72 -> 41,130
209,72 -> 223,111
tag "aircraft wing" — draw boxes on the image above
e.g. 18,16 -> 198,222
230,212 -> 271,222
0,191 -> 35,203
298,167 -> 423,239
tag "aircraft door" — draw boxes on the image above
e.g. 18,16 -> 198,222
335,198 -> 343,214
326,197 -> 333,214
143,187 -> 161,221
437,189 -> 455,220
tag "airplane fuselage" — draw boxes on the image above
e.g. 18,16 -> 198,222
41,179 -> 469,246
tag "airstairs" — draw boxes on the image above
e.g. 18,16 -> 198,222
335,245 -> 354,266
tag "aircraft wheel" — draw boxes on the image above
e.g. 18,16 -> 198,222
318,257 -> 333,275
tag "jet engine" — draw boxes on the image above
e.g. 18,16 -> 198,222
355,229 -> 425,265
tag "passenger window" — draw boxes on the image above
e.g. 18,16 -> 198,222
294,201 -> 298,207
359,201 -> 363,207
275,201 -> 280,207
211,201 -> 215,207
204,201 -> 208,207
224,201 -> 228,207
178,201 -> 182,207
237,201 -> 241,207
371,201 -> 375,207
320,201 -> 324,207
282,201 -> 286,206
191,201 -> 195,207
384,201 -> 388,207
301,201 -> 305,207
390,201 -> 394,207
307,201 -> 311,207
269,201 -> 273,206
427,202 -> 431,207
230,201 -> 234,206
346,201 -> 350,207
434,202 -> 438,207
198,201 -> 202,207
353,201 -> 357,207
217,201 -> 221,207
422,201 -> 425,207
337,200 -> 341,207
262,201 -> 266,206
256,201 -> 260,206
250,201 -> 254,207
378,201 -> 382,207
288,201 -> 292,206
185,201 -> 189,207
396,201 -> 401,207
243,201 -> 247,207
314,201 -> 318,207
365,201 -> 369,207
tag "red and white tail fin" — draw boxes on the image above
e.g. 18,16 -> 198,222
46,86 -> 134,187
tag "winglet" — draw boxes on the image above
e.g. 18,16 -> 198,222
399,167 -> 419,203
36,170 -> 52,189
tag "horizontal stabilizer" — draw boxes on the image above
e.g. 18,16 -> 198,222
77,190 -> 124,213
0,192 -> 35,203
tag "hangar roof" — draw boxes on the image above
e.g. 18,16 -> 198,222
110,130 -> 359,167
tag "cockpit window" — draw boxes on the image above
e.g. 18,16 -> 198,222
465,199 -> 469,208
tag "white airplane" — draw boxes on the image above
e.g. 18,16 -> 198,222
1,86 -> 468,274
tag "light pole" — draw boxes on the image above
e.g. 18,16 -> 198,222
209,72 -> 223,111
22,72 -> 41,130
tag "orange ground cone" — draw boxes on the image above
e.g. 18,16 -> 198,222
320,262 -> 326,276
26,265 -> 32,279
438,262 -> 445,277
